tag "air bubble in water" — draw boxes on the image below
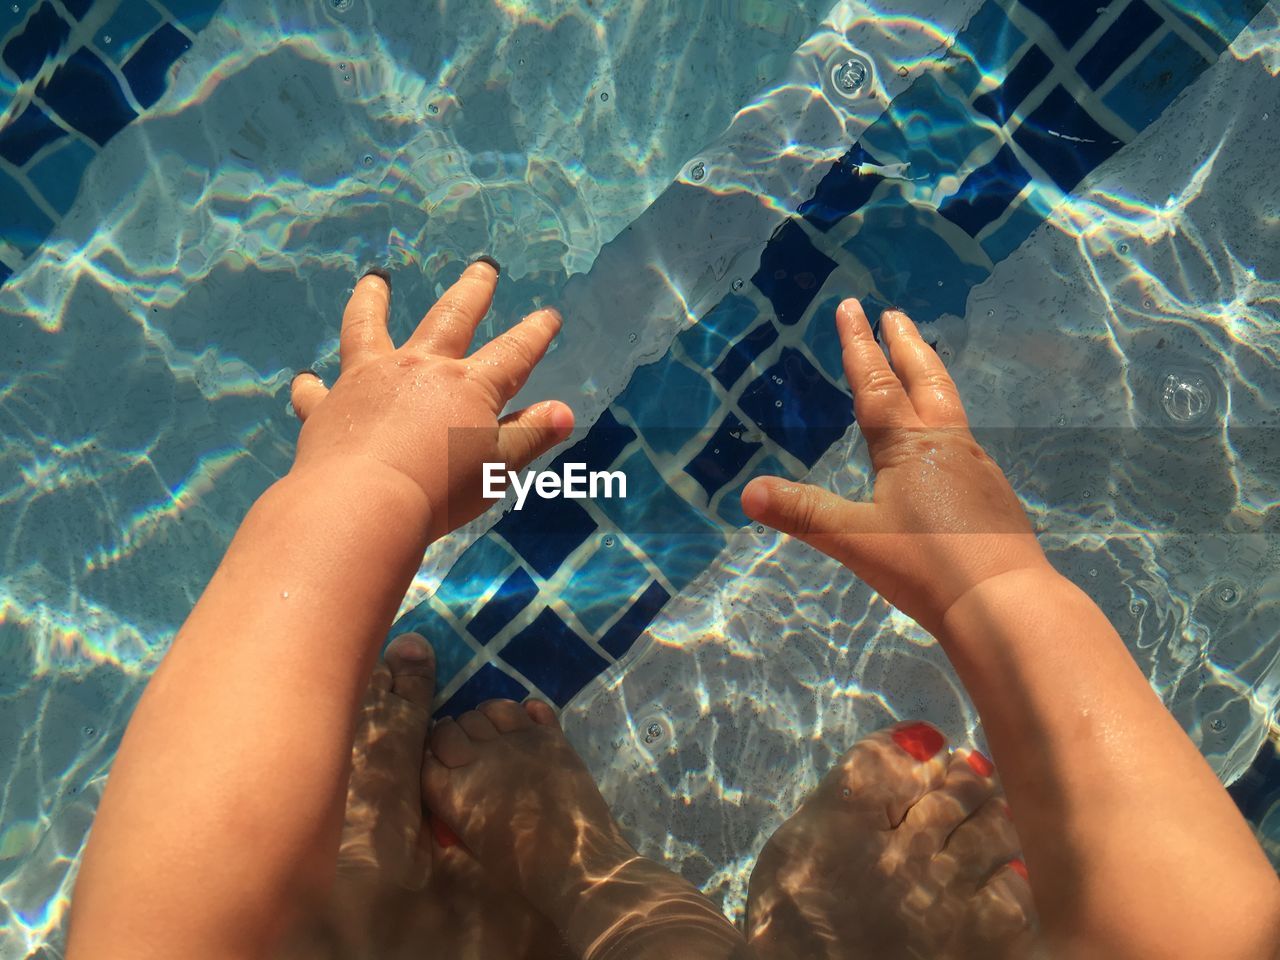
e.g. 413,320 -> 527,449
898,65 -> 909,77
755,524 -> 765,534
603,535 -> 615,547
102,34 -> 112,43
689,160 -> 706,182
1210,717 -> 1226,732
362,154 -> 374,167
331,0 -> 352,10
628,332 -> 637,343
731,278 -> 744,292
600,91 -> 609,101
428,103 -> 439,114
1159,369 -> 1215,427
774,400 -> 783,408
1117,241 -> 1129,255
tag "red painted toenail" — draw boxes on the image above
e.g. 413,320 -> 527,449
431,815 -> 460,849
890,722 -> 945,762
1008,858 -> 1029,881
966,750 -> 995,777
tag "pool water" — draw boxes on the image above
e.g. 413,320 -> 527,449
2,0 -> 1279,952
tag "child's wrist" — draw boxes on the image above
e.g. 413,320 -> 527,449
276,457 -> 437,544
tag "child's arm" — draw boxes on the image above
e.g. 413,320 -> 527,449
67,264 -> 574,960
743,299 -> 1280,960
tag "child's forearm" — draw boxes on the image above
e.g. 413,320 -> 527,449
69,460 -> 433,960
939,566 -> 1280,959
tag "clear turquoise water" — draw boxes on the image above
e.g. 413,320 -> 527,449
1,0 -> 1278,954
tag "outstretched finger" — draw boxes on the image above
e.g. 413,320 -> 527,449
339,270 -> 394,370
881,309 -> 969,428
290,370 -> 328,422
468,308 -> 562,404
741,476 -> 882,552
836,299 -> 917,431
407,258 -> 500,358
494,400 -> 575,473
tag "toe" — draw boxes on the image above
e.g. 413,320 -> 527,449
385,633 -> 437,709
933,795 -> 1022,891
899,749 -> 999,853
969,859 -> 1038,952
478,698 -> 533,733
524,699 -> 559,727
430,717 -> 477,768
457,709 -> 501,741
821,721 -> 951,828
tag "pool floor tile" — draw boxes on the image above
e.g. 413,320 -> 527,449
500,608 -> 609,707
40,47 -> 137,146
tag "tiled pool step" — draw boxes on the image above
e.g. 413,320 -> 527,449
394,0 -> 1270,722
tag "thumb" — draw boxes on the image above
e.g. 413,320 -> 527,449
290,370 -> 328,422
741,476 -> 880,555
495,400 -> 575,472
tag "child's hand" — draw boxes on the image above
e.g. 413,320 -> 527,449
289,263 -> 573,540
742,299 -> 1052,637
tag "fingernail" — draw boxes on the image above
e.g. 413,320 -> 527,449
890,722 -> 946,762
740,478 -> 771,518
291,368 -> 319,384
1008,858 -> 1029,881
360,266 -> 392,287
966,750 -> 995,777
471,254 -> 501,275
430,815 -> 461,849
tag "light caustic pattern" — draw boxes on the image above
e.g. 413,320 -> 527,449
0,0 -> 835,952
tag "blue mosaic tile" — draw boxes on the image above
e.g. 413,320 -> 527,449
435,534 -> 516,619
713,319 -> 778,390
2,3 -> 70,81
737,348 -> 854,467
0,261 -> 12,287
846,199 -> 990,318
393,602 -> 475,689
978,199 -> 1047,263
598,450 -> 726,592
500,607 -> 609,707
0,167 -> 54,256
716,452 -> 789,528
614,354 -> 718,453
1019,0 -> 1096,49
40,47 -> 136,146
97,0 -> 163,63
551,407 -> 636,474
1076,1 -> 1164,89
678,294 -> 761,369
751,219 -> 837,325
557,539 -> 651,633
466,566 -> 538,644
1013,85 -> 1122,192
973,44 -> 1052,124
940,144 -> 1033,238
798,144 -> 885,230
27,137 -> 93,214
961,1 -> 1026,76
600,579 -> 670,658
802,296 -> 847,384
122,22 -> 192,108
492,495 -> 596,579
1104,30 -> 1209,131
438,662 -> 527,717
0,102 -> 65,165
684,412 -> 762,499
888,75 -> 993,181
161,0 -> 222,32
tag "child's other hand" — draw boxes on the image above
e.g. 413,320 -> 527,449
289,263 -> 574,540
742,299 -> 1052,637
